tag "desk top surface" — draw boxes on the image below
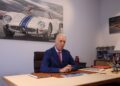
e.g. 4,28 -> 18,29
3,68 -> 120,86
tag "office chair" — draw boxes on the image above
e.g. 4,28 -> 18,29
34,51 -> 44,73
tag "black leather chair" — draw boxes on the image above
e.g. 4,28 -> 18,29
34,51 -> 44,73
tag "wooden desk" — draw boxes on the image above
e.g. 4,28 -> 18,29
3,69 -> 120,86
31,70 -> 95,78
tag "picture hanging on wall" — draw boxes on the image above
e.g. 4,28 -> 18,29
0,0 -> 63,42
109,16 -> 120,34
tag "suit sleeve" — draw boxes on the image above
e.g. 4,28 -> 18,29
40,50 -> 60,73
67,51 -> 79,71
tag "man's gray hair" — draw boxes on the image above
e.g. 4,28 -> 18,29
55,33 -> 66,40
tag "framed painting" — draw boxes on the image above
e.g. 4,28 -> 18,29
0,0 -> 63,42
109,16 -> 120,34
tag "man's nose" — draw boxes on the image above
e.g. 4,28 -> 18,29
61,42 -> 65,45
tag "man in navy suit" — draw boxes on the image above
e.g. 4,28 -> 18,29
40,33 -> 79,73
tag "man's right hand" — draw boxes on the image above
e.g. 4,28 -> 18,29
59,65 -> 72,73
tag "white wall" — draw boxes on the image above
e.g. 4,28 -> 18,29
96,0 -> 120,46
64,0 -> 99,66
0,0 -> 99,85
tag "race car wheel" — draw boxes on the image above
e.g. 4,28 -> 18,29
3,24 -> 15,38
53,23 -> 63,39
47,23 -> 52,37
43,23 -> 52,41
58,23 -> 63,33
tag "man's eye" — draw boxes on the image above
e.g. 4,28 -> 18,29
60,40 -> 62,42
60,40 -> 65,43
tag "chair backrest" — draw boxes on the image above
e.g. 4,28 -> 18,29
34,51 -> 44,73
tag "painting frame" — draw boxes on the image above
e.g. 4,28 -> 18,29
109,16 -> 120,34
0,0 -> 63,42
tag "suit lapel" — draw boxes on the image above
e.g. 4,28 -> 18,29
52,47 -> 61,65
61,50 -> 65,64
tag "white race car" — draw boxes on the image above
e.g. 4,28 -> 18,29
2,12 -> 63,40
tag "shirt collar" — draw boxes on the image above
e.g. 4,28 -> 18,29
55,46 -> 62,53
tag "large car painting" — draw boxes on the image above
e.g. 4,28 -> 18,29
0,0 -> 63,42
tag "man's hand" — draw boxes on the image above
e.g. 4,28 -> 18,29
59,65 -> 72,73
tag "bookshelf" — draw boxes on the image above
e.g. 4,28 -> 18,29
95,46 -> 114,66
96,46 -> 114,60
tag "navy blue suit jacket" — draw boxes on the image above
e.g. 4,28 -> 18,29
40,47 -> 79,72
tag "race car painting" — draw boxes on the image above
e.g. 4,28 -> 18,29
2,12 -> 63,41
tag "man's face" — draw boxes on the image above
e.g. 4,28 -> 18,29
55,35 -> 66,51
